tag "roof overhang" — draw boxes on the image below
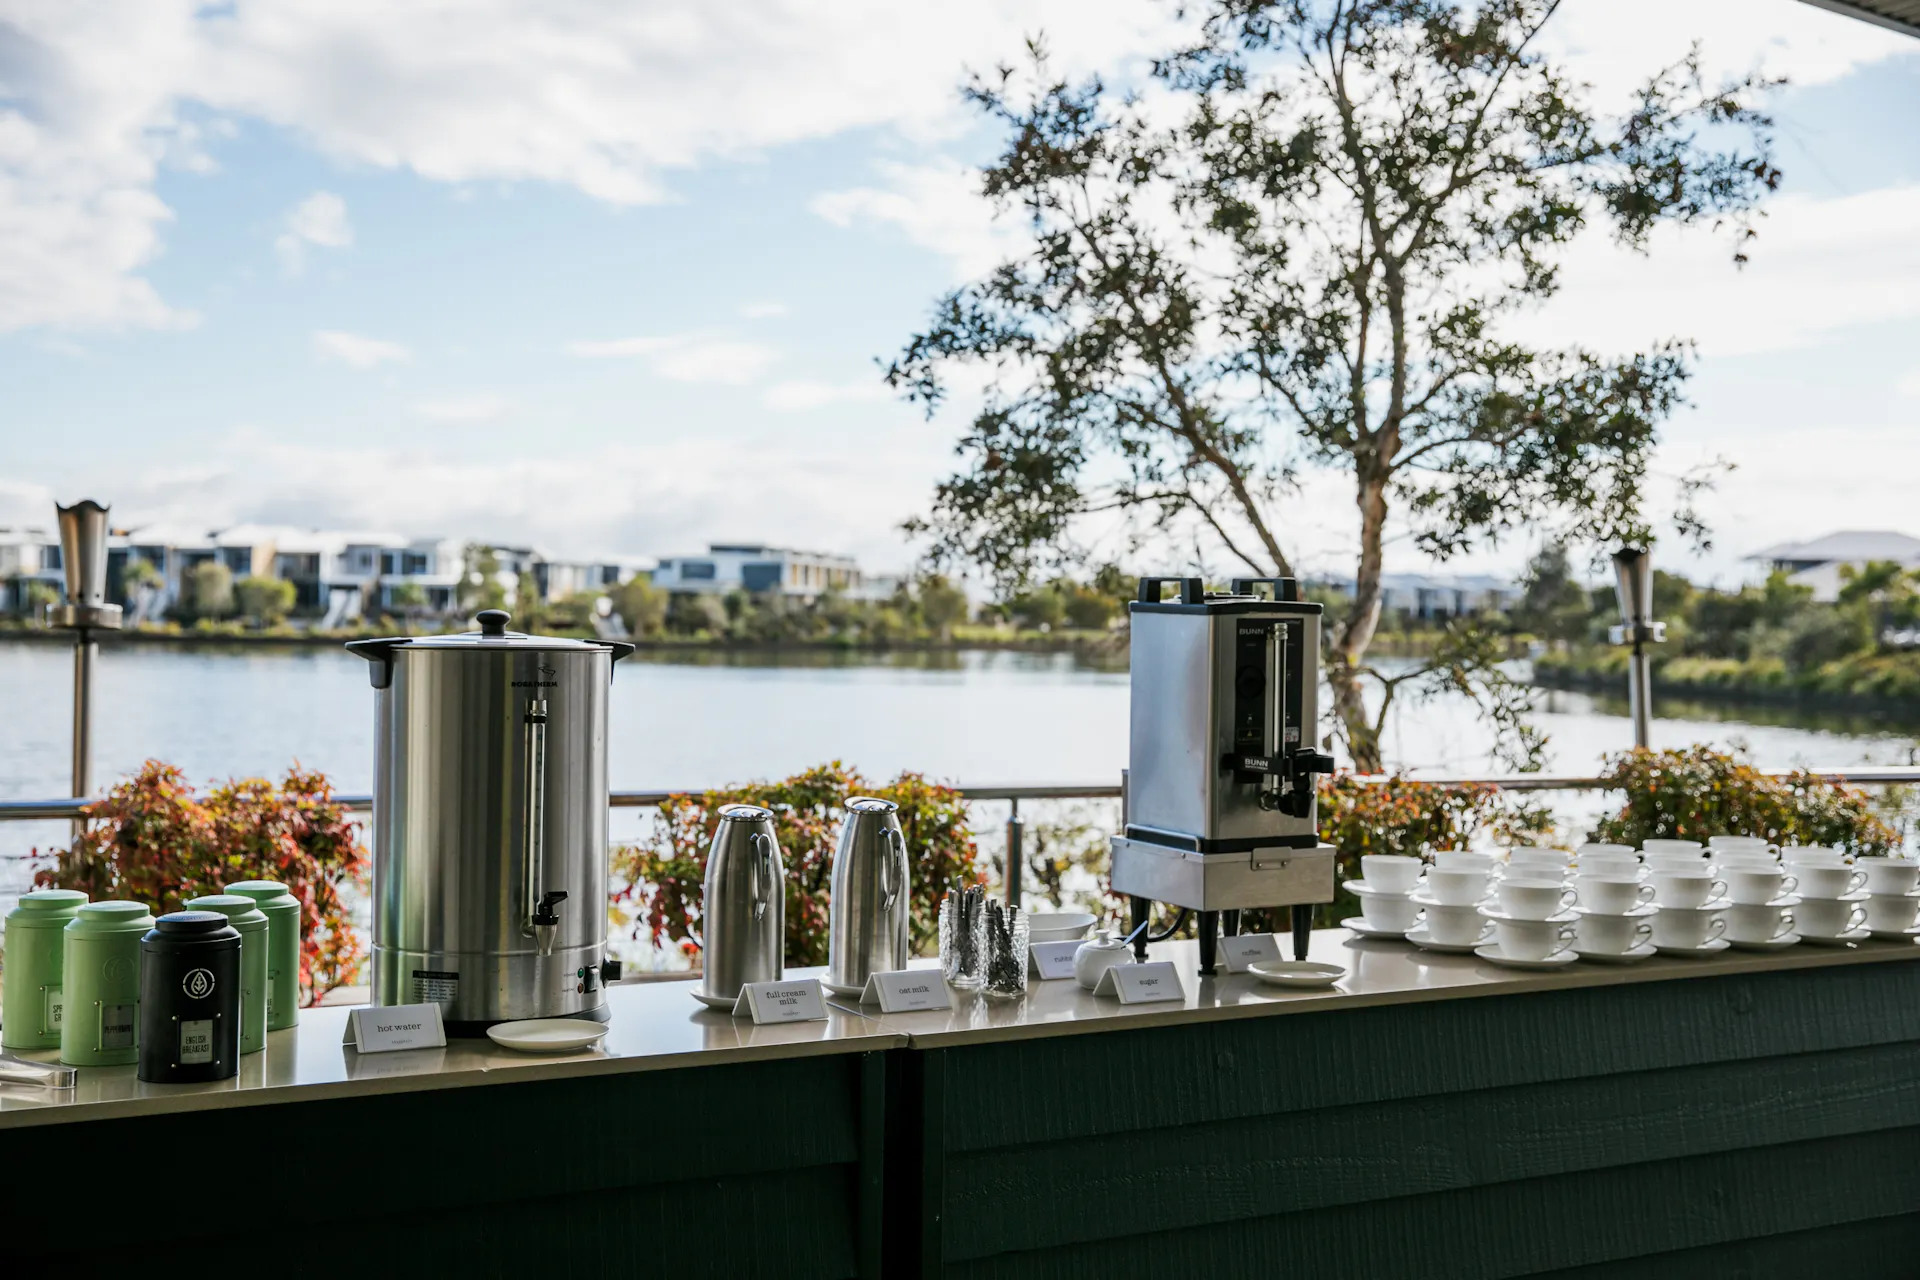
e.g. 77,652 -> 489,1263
1799,0 -> 1920,37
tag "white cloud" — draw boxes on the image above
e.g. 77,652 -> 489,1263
413,392 -> 512,423
812,160 -> 1027,281
739,301 -> 789,319
763,379 -> 892,412
567,333 -> 779,384
274,190 -> 352,274
1896,371 -> 1920,399
313,329 -> 410,369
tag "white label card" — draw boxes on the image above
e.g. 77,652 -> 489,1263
1219,933 -> 1282,973
731,978 -> 828,1024
859,969 -> 952,1013
343,1003 -> 448,1053
1028,941 -> 1083,980
1092,961 -> 1184,1004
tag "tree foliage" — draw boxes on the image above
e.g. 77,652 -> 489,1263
890,0 -> 1779,769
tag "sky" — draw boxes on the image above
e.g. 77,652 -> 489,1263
0,0 -> 1915,587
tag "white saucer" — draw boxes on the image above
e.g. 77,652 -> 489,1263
1868,924 -> 1920,940
1571,903 -> 1657,918
485,1018 -> 610,1054
1408,890 -> 1491,909
1573,942 -> 1657,965
1341,879 -> 1417,898
1725,932 -> 1802,952
1479,907 -> 1578,925
690,990 -> 739,1011
822,980 -> 865,997
1653,938 -> 1732,957
1474,944 -> 1577,970
1406,928 -> 1490,954
1799,927 -> 1871,946
1247,960 -> 1345,989
1341,916 -> 1411,940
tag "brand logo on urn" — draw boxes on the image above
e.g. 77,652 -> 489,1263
183,968 -> 216,999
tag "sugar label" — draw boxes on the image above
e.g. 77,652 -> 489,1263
1092,961 -> 1184,1005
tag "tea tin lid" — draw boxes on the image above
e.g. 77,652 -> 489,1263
67,900 -> 156,936
151,910 -> 237,939
183,894 -> 269,931
224,881 -> 299,910
8,889 -> 88,924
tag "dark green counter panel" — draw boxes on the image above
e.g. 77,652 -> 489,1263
917,964 -> 1920,1279
7,1051 -> 887,1279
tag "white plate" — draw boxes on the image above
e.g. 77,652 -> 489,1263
821,980 -> 866,997
1473,944 -> 1577,970
1571,903 -> 1658,918
1408,890 -> 1492,909
690,989 -> 739,1011
1725,932 -> 1802,952
1406,928 -> 1490,955
1868,924 -> 1920,940
1799,927 -> 1871,946
1340,880 -> 1415,898
1478,907 -> 1579,925
1340,915 -> 1411,940
1246,960 -> 1345,989
1653,938 -> 1732,957
485,1018 -> 610,1054
1573,942 -> 1657,965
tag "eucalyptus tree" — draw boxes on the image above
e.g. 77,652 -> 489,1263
890,0 -> 1778,770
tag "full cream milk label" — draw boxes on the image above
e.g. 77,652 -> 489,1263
731,979 -> 828,1024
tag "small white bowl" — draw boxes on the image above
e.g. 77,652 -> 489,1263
1025,912 -> 1097,943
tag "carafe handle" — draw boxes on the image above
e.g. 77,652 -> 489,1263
750,831 -> 776,922
881,827 -> 906,913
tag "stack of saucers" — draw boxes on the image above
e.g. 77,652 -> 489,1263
1784,846 -> 1869,946
1570,856 -> 1656,964
1341,854 -> 1424,940
1859,855 -> 1920,940
1716,845 -> 1801,951
1643,841 -> 1732,956
1475,857 -> 1578,970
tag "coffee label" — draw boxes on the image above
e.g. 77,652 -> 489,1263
101,1002 -> 135,1049
180,1019 -> 214,1064
1219,934 -> 1282,973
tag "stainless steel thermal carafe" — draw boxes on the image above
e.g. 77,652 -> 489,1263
700,804 -> 785,1003
825,797 -> 911,994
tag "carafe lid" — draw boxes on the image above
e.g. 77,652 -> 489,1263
717,803 -> 775,823
846,796 -> 899,815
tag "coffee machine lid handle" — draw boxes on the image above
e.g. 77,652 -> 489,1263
1229,577 -> 1300,602
1136,577 -> 1205,605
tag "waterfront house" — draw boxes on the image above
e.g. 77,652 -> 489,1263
0,525 -> 64,615
652,543 -> 863,600
1748,529 -> 1920,603
1310,571 -> 1520,622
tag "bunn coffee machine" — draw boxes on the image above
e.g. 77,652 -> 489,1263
1111,577 -> 1338,973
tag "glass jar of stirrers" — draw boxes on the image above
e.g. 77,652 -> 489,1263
940,885 -> 986,988
979,899 -> 1028,1000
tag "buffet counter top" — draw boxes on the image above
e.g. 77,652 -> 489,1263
8,928 -> 1918,1129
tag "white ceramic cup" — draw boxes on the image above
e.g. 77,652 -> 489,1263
1725,902 -> 1796,944
1651,906 -> 1727,949
1722,866 -> 1797,906
1435,850 -> 1499,875
1492,916 -> 1577,961
1864,894 -> 1919,933
1423,867 -> 1492,906
1643,852 -> 1709,874
1359,892 -> 1420,932
1651,870 -> 1727,910
1361,854 -> 1424,894
1795,896 -> 1867,938
1794,865 -> 1867,899
1574,875 -> 1656,914
1423,901 -> 1492,946
1858,857 -> 1920,897
1496,878 -> 1577,921
1710,835 -> 1774,852
1643,839 -> 1705,855
1577,842 -> 1636,859
1575,912 -> 1654,955
1578,852 -> 1644,879
1780,845 -> 1844,866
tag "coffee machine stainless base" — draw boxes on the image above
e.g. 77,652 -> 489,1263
1110,834 -> 1336,972
375,942 -> 611,1035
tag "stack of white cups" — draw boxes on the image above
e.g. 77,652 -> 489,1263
1641,840 -> 1732,955
1569,843 -> 1656,962
1407,853 -> 1499,951
1341,854 -> 1425,938
1474,847 -> 1579,967
1858,854 -> 1920,938
1782,846 -> 1869,944
1709,838 -> 1800,950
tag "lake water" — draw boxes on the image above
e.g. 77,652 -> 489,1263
1,636 -> 1915,869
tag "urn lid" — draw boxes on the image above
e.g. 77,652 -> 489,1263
346,610 -> 636,688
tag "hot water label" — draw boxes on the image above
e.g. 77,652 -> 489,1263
343,1003 -> 448,1053
410,969 -> 460,1004
179,1019 -> 214,1064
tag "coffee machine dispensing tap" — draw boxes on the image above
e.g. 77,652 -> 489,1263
532,891 -> 568,958
1111,577 -> 1338,973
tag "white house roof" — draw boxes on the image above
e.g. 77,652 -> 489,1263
1747,530 -> 1920,564
1799,0 -> 1920,37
